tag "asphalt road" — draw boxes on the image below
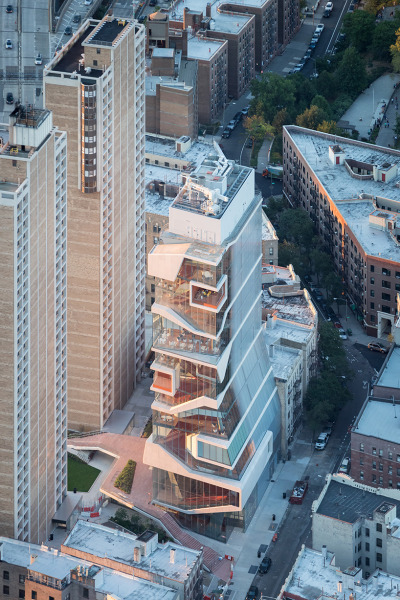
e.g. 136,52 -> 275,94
252,340 -> 375,600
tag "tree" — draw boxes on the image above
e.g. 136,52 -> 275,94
311,95 -> 333,120
372,21 -> 397,61
319,322 -> 350,376
310,248 -> 332,283
343,11 -> 375,53
315,71 -> 337,100
272,108 -> 290,133
323,271 -> 343,304
391,27 -> 400,72
296,105 -> 326,130
278,208 -> 315,249
250,73 -> 297,123
335,48 -> 367,97
317,120 -> 343,134
243,114 -> 274,147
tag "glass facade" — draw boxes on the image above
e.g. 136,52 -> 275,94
147,169 -> 281,542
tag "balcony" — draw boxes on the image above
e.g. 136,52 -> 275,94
190,283 -> 226,312
153,328 -> 225,357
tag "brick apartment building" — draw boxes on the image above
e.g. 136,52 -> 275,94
283,126 -> 400,338
351,394 -> 400,490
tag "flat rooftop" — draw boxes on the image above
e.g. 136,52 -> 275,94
187,36 -> 226,60
267,342 -> 301,380
170,0 -> 267,28
376,346 -> 400,389
262,212 -> 278,240
85,17 -> 134,46
63,521 -> 200,583
286,127 -> 400,261
262,289 -> 315,326
284,547 -> 400,600
354,397 -> 400,444
316,478 -> 400,523
264,320 -> 314,345
46,23 -> 103,77
94,569 -> 177,600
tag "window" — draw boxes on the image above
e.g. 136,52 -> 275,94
365,542 -> 370,551
151,284 -> 155,293
376,553 -> 382,563
382,293 -> 391,301
93,60 -> 98,66
19,590 -> 25,599
3,586 -> 9,595
379,463 -> 383,471
376,537 -> 383,547
360,470 -> 364,480
3,572 -> 9,580
19,576 -> 25,585
389,465 -> 392,474
372,461 -> 376,469
397,454 -> 400,462
370,302 -> 375,309
365,527 -> 370,537
376,523 -> 382,532
372,474 -> 376,483
269,247 -> 274,255
379,449 -> 383,457
96,48 -> 101,54
389,479 -> 393,487
382,268 -> 391,276
83,589 -> 89,599
360,443 -> 364,452
49,597 -> 54,600
365,557 -> 370,566
397,468 -> 400,476
358,542 -> 361,551
370,277 -> 375,284
382,280 -> 391,288
379,476 -> 383,486
360,457 -> 364,465
372,447 -> 377,455
370,290 -> 375,297
32,593 -> 37,600
389,451 -> 393,460
396,284 -> 400,292
371,315 -> 376,322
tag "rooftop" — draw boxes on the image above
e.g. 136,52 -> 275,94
263,319 -> 314,345
262,212 -> 278,241
94,569 -> 177,600
283,547 -> 400,600
170,0 -> 264,32
315,478 -> 400,523
286,126 -> 400,261
46,23 -> 103,77
353,396 -> 400,444
267,342 -> 301,381
262,288 -> 315,326
376,346 -> 400,389
84,17 -> 134,46
62,521 -> 200,583
187,35 -> 226,60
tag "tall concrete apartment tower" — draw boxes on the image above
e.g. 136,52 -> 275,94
44,17 -> 146,431
0,106 -> 67,542
144,144 -> 281,542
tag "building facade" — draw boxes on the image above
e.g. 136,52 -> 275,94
0,107 -> 67,542
262,212 -> 278,265
144,143 -> 281,542
312,474 -> 400,578
283,126 -> 400,338
44,16 -> 146,431
351,395 -> 400,490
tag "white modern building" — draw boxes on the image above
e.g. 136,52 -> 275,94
143,142 -> 281,542
44,16 -> 146,432
0,107 -> 67,542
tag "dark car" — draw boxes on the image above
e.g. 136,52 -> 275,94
6,92 -> 14,104
72,14 -> 81,23
246,585 -> 259,600
221,128 -> 231,139
246,137 -> 253,147
6,4 -> 13,12
64,26 -> 72,35
233,111 -> 242,124
138,15 -> 146,22
149,0 -> 157,5
259,556 -> 272,574
323,8 -> 331,16
367,342 -> 388,354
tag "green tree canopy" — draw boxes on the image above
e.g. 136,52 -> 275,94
311,94 -> 333,119
278,208 -> 315,249
296,104 -> 326,130
250,73 -> 297,123
343,11 -> 375,52
335,47 -> 367,97
372,20 -> 397,61
317,120 -> 343,134
243,114 -> 274,144
315,71 -> 337,100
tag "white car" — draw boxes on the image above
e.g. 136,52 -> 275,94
5,39 -> 12,49
84,0 -> 92,4
315,24 -> 324,35
339,457 -> 350,474
326,1 -> 333,8
35,53 -> 42,65
315,433 -> 329,450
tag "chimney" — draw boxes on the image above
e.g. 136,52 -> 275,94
206,3 -> 212,17
170,548 -> 176,564
182,29 -> 188,59
183,7 -> 189,29
30,555 -> 37,565
337,581 -> 343,593
269,345 -> 274,358
133,547 -> 141,563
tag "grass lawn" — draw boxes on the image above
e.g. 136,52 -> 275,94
67,454 -> 101,492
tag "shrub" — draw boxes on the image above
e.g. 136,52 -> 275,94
114,459 -> 136,493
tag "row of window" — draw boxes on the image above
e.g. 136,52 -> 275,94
359,471 -> 400,487
370,265 -> 400,278
360,457 -> 400,475
359,445 -> 400,460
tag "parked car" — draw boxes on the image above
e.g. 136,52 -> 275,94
5,39 -> 13,49
333,321 -> 342,329
64,26 -> 72,35
348,3 -> 354,11
315,24 -> 325,34
6,4 -> 13,12
246,585 -> 259,600
72,13 -> 81,23
149,0 -> 157,5
35,53 -> 43,65
259,556 -> 272,574
6,92 -> 14,104
246,137 -> 253,147
339,457 -> 350,474
304,49 -> 312,61
323,9 -> 331,17
221,128 -> 231,139
325,1 -> 333,10
323,423 -> 333,437
242,105 -> 250,116
367,342 -> 388,354
138,15 -> 146,22
315,433 -> 329,450
233,111 -> 242,124
84,0 -> 92,4
226,120 -> 236,131
339,331 -> 348,340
